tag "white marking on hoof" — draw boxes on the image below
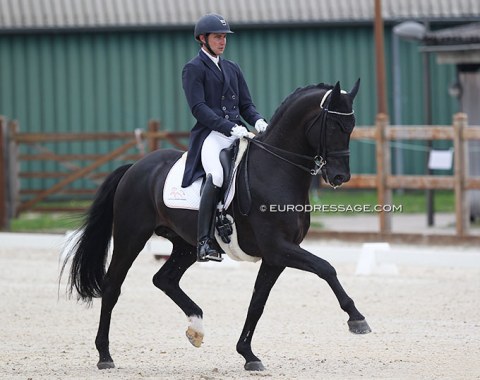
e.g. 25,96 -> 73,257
186,315 -> 204,348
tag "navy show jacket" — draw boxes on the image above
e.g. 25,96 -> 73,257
181,49 -> 262,188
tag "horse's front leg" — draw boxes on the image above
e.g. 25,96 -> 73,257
268,242 -> 371,334
236,261 -> 285,371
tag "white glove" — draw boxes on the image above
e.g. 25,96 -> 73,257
255,119 -> 268,133
231,125 -> 250,139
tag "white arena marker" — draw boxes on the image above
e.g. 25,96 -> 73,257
355,242 -> 398,276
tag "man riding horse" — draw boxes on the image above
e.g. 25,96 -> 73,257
181,13 -> 269,262
61,13 -> 371,373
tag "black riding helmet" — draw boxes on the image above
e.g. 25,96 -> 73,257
194,14 -> 233,56
194,13 -> 234,41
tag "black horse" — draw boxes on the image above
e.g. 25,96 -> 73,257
62,79 -> 371,372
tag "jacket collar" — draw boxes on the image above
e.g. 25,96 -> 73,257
199,49 -> 223,82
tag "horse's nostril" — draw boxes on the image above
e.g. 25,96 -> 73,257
332,174 -> 351,187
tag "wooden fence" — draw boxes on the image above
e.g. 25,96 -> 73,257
1,113 -> 480,242
0,118 -> 189,224
344,112 -> 480,239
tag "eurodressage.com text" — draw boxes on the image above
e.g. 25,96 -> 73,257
260,204 -> 403,213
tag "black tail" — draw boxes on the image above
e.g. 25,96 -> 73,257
61,164 -> 133,303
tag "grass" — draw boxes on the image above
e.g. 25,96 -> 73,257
8,200 -> 89,233
5,190 -> 462,233
10,212 -> 84,233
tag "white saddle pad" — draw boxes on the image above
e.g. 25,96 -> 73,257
163,139 -> 248,210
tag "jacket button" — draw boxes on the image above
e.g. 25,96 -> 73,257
232,95 -> 236,99
222,106 -> 226,111
225,115 -> 230,119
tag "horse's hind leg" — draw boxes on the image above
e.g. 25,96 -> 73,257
152,236 -> 204,347
236,261 -> 285,371
95,229 -> 152,369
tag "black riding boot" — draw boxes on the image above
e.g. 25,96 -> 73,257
197,175 -> 223,262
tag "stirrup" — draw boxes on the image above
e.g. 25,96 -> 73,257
197,239 -> 223,262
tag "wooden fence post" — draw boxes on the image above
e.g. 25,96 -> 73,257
0,116 -> 7,230
453,112 -> 469,237
7,120 -> 20,218
376,113 -> 392,234
147,119 -> 161,152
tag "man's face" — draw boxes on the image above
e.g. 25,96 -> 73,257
201,33 -> 227,56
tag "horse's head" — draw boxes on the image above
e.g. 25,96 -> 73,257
305,79 -> 360,188
256,79 -> 359,188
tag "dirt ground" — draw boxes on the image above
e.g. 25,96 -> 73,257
1,241 -> 479,380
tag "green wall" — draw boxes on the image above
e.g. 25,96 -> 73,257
0,25 -> 458,192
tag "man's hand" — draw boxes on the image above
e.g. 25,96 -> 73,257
255,119 -> 268,133
231,125 -> 250,139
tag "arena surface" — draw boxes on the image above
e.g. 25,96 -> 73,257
1,233 -> 479,379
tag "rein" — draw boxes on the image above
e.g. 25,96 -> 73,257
244,137 -> 325,175
237,138 -> 321,216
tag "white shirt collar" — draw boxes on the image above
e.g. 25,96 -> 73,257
202,48 -> 221,70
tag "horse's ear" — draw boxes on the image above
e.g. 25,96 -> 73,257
329,81 -> 341,105
348,78 -> 361,100
333,81 -> 341,95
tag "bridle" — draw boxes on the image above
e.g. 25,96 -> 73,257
246,89 -> 354,176
305,89 -> 354,173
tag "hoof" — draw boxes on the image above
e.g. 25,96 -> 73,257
97,361 -> 115,370
348,319 -> 372,334
244,361 -> 265,371
186,326 -> 204,348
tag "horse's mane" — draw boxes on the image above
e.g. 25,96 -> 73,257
264,83 -> 333,137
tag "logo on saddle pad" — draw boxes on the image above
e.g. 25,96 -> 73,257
168,187 -> 187,201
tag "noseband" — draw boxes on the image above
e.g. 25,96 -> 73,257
247,89 -> 354,176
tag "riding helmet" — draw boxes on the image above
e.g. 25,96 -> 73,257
194,13 -> 234,41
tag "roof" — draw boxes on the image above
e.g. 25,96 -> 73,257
424,22 -> 480,46
422,22 -> 480,64
0,0 -> 480,32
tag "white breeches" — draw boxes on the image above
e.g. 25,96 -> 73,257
201,130 -> 237,187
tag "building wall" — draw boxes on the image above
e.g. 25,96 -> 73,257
0,25 -> 458,191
